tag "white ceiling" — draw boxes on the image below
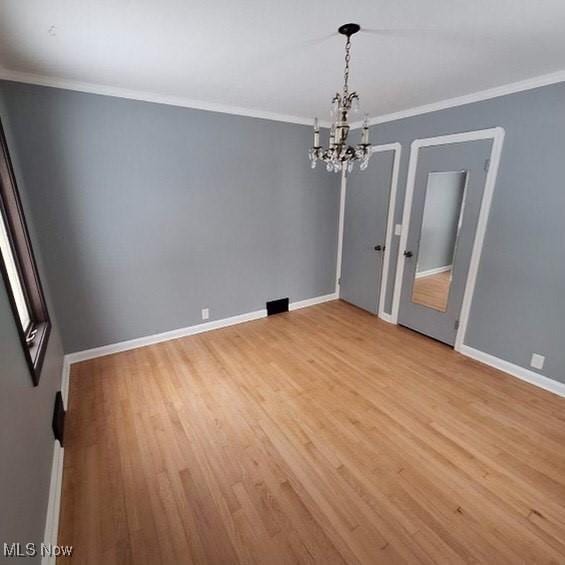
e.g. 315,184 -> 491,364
1,0 -> 565,123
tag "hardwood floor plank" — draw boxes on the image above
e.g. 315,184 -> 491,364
58,300 -> 565,563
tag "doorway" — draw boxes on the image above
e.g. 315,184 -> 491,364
339,144 -> 401,315
393,129 -> 505,347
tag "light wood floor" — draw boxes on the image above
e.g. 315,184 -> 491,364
59,300 -> 565,564
412,271 -> 452,311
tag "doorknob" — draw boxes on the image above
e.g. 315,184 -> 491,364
403,250 -> 413,258
374,245 -> 384,251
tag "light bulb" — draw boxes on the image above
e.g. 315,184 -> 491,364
329,124 -> 336,148
351,97 -> 361,115
330,98 -> 339,119
313,117 -> 320,147
361,113 -> 370,145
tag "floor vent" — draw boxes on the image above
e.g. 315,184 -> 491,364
267,298 -> 289,316
52,391 -> 66,446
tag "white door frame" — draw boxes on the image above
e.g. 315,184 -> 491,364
336,142 -> 402,320
334,168 -> 348,295
390,127 -> 505,352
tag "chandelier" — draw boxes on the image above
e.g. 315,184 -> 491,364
309,23 -> 371,173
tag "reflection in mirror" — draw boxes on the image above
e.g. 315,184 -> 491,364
411,171 -> 467,311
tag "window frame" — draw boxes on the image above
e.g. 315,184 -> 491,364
0,119 -> 51,385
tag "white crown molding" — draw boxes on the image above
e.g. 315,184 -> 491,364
350,69 -> 565,129
65,293 -> 337,365
459,345 -> 565,398
3,67 -> 563,131
0,67 -> 331,127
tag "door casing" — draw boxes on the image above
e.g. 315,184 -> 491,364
336,143 -> 402,318
391,127 -> 505,351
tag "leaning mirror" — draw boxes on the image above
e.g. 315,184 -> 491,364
411,171 -> 467,311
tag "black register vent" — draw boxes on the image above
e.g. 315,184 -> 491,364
266,297 -> 289,316
52,391 -> 66,446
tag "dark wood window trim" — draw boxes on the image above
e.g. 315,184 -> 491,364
0,119 -> 51,385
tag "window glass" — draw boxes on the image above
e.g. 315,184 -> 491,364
0,211 -> 31,331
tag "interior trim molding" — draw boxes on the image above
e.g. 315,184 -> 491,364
66,309 -> 268,364
65,293 -> 337,365
0,67 -> 331,127
459,345 -> 565,398
334,169 -> 347,294
376,143 -> 402,321
41,440 -> 64,565
378,312 -> 394,324
2,68 -> 563,130
415,264 -> 452,279
61,358 -> 71,410
391,127 -> 506,352
336,143 -> 402,318
288,292 -> 338,311
350,69 -> 565,129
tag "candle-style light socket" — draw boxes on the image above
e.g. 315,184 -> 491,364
329,124 -> 336,147
361,113 -> 370,145
313,117 -> 320,147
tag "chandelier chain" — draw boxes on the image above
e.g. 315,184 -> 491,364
343,36 -> 351,97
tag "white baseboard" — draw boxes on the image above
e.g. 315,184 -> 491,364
415,265 -> 452,279
65,308 -> 266,364
65,293 -> 338,365
61,358 -> 71,410
42,440 -> 64,565
288,292 -> 337,311
378,312 -> 394,324
459,345 -> 565,398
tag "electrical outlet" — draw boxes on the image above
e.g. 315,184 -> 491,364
394,224 -> 402,236
201,308 -> 209,321
530,353 -> 545,370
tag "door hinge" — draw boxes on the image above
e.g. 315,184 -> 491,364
454,319 -> 460,330
484,158 -> 490,172
338,277 -> 341,286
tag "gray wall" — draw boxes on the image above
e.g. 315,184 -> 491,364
0,81 -> 340,353
417,171 -> 465,273
0,95 -> 64,562
372,81 -> 565,384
